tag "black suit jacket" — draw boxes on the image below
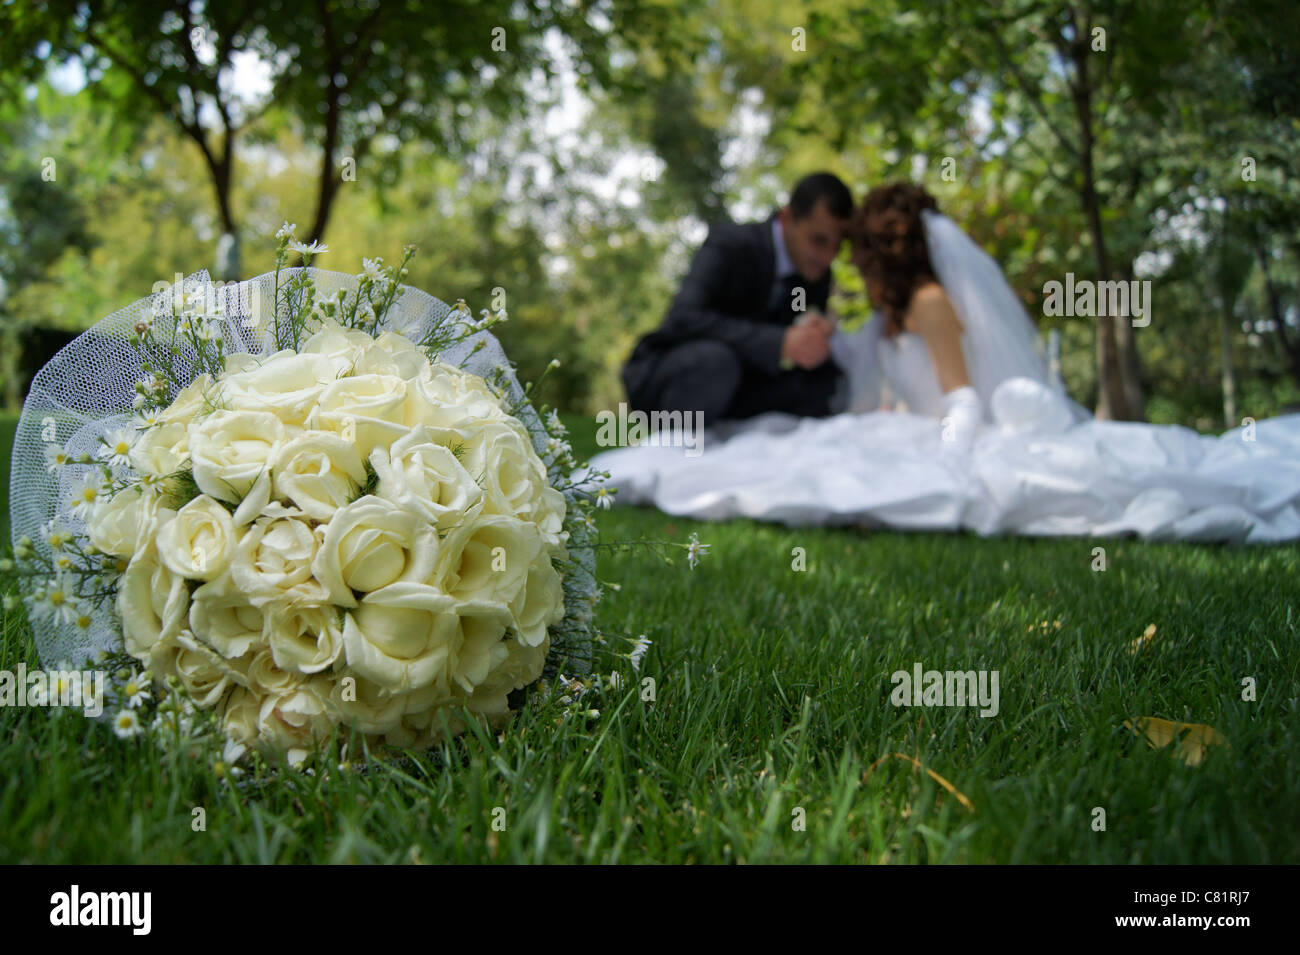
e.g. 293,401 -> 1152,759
622,214 -> 833,402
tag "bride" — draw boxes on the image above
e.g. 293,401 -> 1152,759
586,183 -> 1300,544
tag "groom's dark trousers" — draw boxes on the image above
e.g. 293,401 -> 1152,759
620,214 -> 843,423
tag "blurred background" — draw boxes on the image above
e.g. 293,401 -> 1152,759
1,0 -> 1297,432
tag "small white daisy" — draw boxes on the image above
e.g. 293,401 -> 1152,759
40,520 -> 73,551
44,444 -> 71,474
35,574 -> 81,627
275,220 -> 297,240
121,671 -> 152,709
97,428 -> 136,469
546,409 -> 568,436
68,472 -> 106,520
113,709 -> 143,739
288,239 -> 328,256
686,532 -> 711,570
628,635 -> 652,672
361,257 -> 384,281
594,487 -> 614,510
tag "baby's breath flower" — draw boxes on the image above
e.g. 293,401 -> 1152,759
546,408 -> 567,435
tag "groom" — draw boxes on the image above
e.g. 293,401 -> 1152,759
620,172 -> 853,424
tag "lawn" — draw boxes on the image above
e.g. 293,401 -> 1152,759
1,409 -> 1298,863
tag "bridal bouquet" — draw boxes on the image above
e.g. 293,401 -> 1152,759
6,229 -> 601,764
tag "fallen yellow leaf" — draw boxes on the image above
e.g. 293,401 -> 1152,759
1128,623 -> 1158,654
1124,717 -> 1228,766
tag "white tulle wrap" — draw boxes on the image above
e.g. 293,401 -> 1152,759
8,268 -> 597,676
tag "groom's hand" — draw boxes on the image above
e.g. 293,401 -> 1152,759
781,319 -> 832,369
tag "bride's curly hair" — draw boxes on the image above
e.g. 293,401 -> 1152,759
849,183 -> 940,330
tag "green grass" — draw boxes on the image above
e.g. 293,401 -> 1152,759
1,410 -> 1298,863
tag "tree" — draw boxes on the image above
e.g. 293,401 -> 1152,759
0,0 -> 570,278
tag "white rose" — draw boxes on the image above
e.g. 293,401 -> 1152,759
354,332 -> 431,380
508,552 -> 566,648
271,431 -> 367,521
220,676 -> 335,763
529,486 -> 568,549
404,364 -> 508,430
454,635 -> 550,718
312,495 -> 439,608
156,494 -> 237,581
230,517 -> 327,608
255,678 -> 335,764
220,349 -> 347,425
246,646 -> 302,696
221,686 -> 263,762
129,421 -> 190,476
311,373 -> 408,457
171,629 -> 247,707
118,548 -> 190,666
88,486 -> 174,558
264,603 -> 344,675
432,513 -> 543,608
331,674 -> 440,736
457,418 -> 550,522
341,581 -> 462,692
300,320 -> 374,367
188,409 -> 288,504
190,572 -> 266,658
159,374 -> 216,425
370,425 -> 484,530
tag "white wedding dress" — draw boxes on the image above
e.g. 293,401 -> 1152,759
584,213 -> 1300,544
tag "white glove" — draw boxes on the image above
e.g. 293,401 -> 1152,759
940,385 -> 982,456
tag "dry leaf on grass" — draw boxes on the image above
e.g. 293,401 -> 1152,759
1128,623 -> 1158,654
1124,716 -> 1228,766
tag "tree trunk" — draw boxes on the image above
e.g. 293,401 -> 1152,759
1070,32 -> 1130,420
1220,297 -> 1237,429
1256,240 -> 1300,384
